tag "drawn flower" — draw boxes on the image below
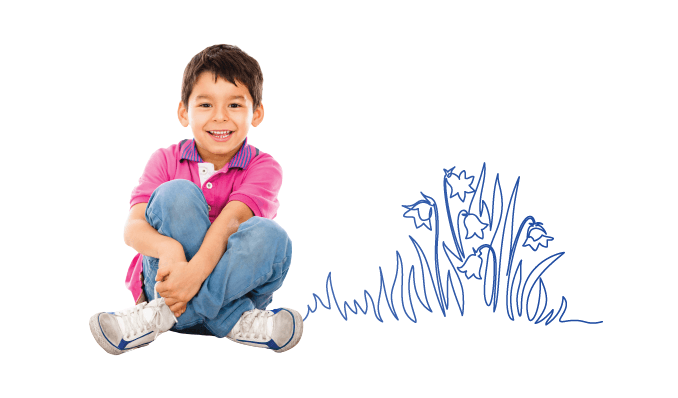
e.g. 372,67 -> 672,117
463,212 -> 488,239
444,167 -> 475,202
402,194 -> 434,231
458,247 -> 483,280
523,221 -> 554,251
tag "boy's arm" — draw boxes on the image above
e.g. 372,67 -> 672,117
124,204 -> 190,306
124,203 -> 186,262
155,200 -> 254,317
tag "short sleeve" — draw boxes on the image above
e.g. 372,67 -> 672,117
228,154 -> 282,219
130,148 -> 171,208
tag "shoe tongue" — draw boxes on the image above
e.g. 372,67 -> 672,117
244,310 -> 273,337
113,299 -> 176,337
115,302 -> 147,334
142,306 -> 158,323
115,302 -> 159,335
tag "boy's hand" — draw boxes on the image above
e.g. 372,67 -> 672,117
155,261 -> 203,318
154,241 -> 198,317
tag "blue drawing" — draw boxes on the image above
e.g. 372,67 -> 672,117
444,167 -> 475,202
462,212 -> 488,239
523,221 -> 554,251
303,164 -> 602,326
402,196 -> 434,231
458,247 -> 482,280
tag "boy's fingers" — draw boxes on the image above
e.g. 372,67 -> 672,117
155,281 -> 168,295
155,267 -> 169,281
169,302 -> 185,314
164,297 -> 177,307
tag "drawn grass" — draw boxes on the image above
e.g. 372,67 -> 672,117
304,164 -> 602,326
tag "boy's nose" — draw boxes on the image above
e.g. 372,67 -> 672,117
213,107 -> 230,121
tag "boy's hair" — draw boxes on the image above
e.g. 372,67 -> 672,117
181,44 -> 263,111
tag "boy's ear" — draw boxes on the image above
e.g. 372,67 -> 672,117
251,104 -> 264,127
177,101 -> 189,127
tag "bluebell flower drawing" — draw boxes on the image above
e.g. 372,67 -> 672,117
463,212 -> 488,239
523,221 -> 554,251
458,247 -> 483,280
444,167 -> 475,202
303,163 -> 602,326
402,194 -> 434,231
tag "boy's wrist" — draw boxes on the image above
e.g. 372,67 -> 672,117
157,238 -> 185,261
189,253 -> 214,282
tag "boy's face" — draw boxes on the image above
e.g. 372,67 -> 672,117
178,71 -> 264,167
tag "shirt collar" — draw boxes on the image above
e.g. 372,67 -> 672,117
180,138 -> 253,169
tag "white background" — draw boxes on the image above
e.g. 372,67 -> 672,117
2,1 -> 676,396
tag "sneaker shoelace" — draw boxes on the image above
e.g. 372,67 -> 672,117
118,283 -> 167,341
232,309 -> 271,340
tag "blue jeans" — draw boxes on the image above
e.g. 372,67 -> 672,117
141,180 -> 292,338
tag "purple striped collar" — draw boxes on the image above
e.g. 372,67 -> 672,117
180,138 -> 253,169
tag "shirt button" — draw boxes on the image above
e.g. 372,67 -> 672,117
200,168 -> 207,175
206,182 -> 213,189
208,205 -> 212,211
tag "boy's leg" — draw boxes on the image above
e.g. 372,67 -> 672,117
142,179 -> 211,334
142,179 -> 292,337
193,216 -> 292,337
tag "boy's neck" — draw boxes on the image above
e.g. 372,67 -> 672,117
196,142 -> 243,171
200,154 -> 230,171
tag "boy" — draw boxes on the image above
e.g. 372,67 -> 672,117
89,44 -> 302,354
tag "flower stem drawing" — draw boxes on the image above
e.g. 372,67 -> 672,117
303,164 -> 602,326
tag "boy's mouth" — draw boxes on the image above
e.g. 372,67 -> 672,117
208,130 -> 234,142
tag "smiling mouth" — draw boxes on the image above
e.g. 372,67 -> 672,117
208,130 -> 233,138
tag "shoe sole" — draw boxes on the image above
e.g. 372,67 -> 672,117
275,308 -> 304,353
89,313 -> 124,355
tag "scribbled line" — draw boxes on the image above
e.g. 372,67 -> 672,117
303,164 -> 602,326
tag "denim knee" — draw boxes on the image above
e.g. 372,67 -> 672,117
146,180 -> 208,226
237,217 -> 292,266
244,217 -> 288,243
150,179 -> 205,207
257,217 -> 285,234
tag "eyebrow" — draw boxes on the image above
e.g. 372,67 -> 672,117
194,95 -> 246,101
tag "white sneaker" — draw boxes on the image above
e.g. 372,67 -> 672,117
89,285 -> 177,355
226,308 -> 303,353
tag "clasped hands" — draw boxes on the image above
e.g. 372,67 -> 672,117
155,248 -> 204,318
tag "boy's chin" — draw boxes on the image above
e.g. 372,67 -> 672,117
196,138 -> 244,155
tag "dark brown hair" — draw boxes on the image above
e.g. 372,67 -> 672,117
181,44 -> 263,110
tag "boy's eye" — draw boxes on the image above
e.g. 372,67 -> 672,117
198,103 -> 240,108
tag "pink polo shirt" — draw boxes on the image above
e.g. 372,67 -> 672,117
124,137 -> 282,302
